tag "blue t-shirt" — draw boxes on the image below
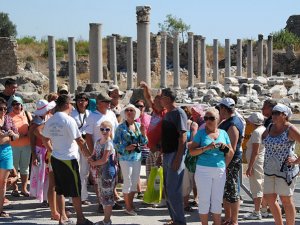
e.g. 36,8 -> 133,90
193,128 -> 230,168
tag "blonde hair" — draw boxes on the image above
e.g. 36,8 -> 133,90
205,107 -> 220,121
100,120 -> 113,139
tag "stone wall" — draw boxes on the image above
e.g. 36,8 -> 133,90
286,15 -> 300,38
0,37 -> 19,76
58,60 -> 89,76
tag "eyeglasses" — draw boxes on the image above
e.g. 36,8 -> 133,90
0,107 -> 7,112
204,116 -> 216,121
272,111 -> 282,116
76,99 -> 88,103
125,109 -> 135,112
13,103 -> 21,107
100,128 -> 111,132
135,105 -> 144,108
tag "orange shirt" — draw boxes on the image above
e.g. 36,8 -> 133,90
9,111 -> 30,147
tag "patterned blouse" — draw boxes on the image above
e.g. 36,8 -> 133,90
263,125 -> 299,185
1,114 -> 18,134
113,121 -> 148,161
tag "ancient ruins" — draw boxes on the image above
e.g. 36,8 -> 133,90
1,6 -> 300,114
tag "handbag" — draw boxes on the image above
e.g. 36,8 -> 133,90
143,166 -> 163,204
184,151 -> 197,173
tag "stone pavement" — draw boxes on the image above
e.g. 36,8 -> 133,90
1,165 -> 300,225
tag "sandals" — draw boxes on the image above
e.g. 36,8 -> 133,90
11,190 -> 20,197
20,191 -> 30,197
184,205 -> 193,212
222,220 -> 231,225
0,211 -> 10,217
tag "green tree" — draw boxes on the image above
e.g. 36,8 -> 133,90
0,12 -> 17,37
158,14 -> 191,42
272,29 -> 300,50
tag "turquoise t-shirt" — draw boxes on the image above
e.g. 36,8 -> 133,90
193,128 -> 230,168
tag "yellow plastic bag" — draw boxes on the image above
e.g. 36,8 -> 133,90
143,166 -> 163,204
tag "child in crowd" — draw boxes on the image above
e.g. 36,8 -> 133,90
89,121 -> 116,225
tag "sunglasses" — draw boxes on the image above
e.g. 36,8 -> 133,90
13,103 -> 21,107
0,107 -> 7,112
204,116 -> 216,121
100,128 -> 111,132
76,99 -> 88,103
135,105 -> 144,108
272,111 -> 282,116
125,109 -> 135,112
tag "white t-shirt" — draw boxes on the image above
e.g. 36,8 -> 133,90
42,112 -> 81,160
85,110 -> 118,144
246,125 -> 266,163
70,109 -> 90,135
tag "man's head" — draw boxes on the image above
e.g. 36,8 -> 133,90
218,98 -> 235,119
262,99 -> 277,118
108,84 -> 123,106
4,78 -> 17,96
160,88 -> 176,108
96,91 -> 112,114
58,84 -> 69,96
75,93 -> 89,111
55,94 -> 73,114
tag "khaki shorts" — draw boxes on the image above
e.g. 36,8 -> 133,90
263,175 -> 297,196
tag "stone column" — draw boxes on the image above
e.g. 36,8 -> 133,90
160,32 -> 167,88
258,34 -> 264,76
48,36 -> 57,93
247,39 -> 253,78
188,32 -> 194,87
89,23 -> 103,83
109,36 -> 117,84
127,37 -> 133,90
267,35 -> 273,77
200,37 -> 206,83
225,39 -> 231,77
236,39 -> 242,77
213,39 -> 219,82
136,6 -> 151,87
68,37 -> 77,94
173,32 -> 180,89
196,40 -> 201,79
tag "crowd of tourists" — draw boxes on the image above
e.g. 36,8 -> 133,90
0,78 -> 299,225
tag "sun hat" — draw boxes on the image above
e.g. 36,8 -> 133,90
108,84 -> 124,96
97,91 -> 112,102
34,100 -> 56,116
58,84 -> 69,95
219,97 -> 235,109
272,103 -> 292,118
191,104 -> 207,117
247,112 -> 265,125
120,104 -> 140,120
12,96 -> 23,105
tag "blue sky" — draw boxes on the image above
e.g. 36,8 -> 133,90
1,0 -> 299,44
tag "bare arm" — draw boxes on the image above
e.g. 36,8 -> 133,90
225,143 -> 234,166
246,143 -> 260,177
42,136 -> 53,153
85,133 -> 94,155
140,81 -> 154,108
76,136 -> 92,158
227,125 -> 239,153
89,150 -> 110,166
172,131 -> 187,171
28,123 -> 38,165
187,122 -> 198,148
189,141 -> 215,156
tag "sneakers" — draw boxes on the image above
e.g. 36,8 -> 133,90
136,192 -> 144,199
243,211 -> 262,220
261,208 -> 269,218
124,209 -> 137,216
112,202 -> 123,210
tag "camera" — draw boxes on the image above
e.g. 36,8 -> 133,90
134,143 -> 141,153
215,143 -> 221,148
219,145 -> 230,154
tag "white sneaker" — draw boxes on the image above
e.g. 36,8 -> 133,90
261,210 -> 269,218
124,209 -> 137,216
244,211 -> 262,220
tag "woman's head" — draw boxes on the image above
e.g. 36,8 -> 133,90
0,97 -> 7,115
100,120 -> 113,139
204,107 -> 220,128
12,96 -> 24,113
271,103 -> 292,122
120,104 -> 140,121
247,112 -> 264,126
